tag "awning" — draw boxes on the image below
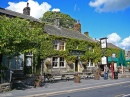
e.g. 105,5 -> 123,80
126,59 -> 130,62
108,57 -> 118,63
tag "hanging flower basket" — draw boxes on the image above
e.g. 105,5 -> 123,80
45,60 -> 51,65
82,62 -> 88,65
74,73 -> 81,83
67,61 -> 74,65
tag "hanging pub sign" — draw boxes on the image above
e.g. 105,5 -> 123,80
100,37 -> 107,49
101,56 -> 107,65
26,57 -> 32,66
26,52 -> 33,66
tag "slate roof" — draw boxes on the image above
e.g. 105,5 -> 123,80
0,7 -> 41,22
0,7 -> 95,42
95,40 -> 121,49
44,24 -> 95,42
107,43 -> 121,49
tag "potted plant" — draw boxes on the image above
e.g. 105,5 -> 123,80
45,60 -> 51,66
94,66 -> 101,80
82,62 -> 88,65
34,74 -> 42,87
74,73 -> 80,83
67,61 -> 74,65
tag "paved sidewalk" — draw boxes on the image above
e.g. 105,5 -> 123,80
0,76 -> 130,97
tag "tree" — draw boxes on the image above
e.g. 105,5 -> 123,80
0,16 -> 45,72
40,11 -> 76,29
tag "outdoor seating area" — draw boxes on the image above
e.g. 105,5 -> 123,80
44,71 -> 94,83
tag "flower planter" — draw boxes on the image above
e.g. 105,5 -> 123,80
34,81 -> 40,87
74,74 -> 80,83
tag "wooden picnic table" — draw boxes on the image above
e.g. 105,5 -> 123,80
44,72 -> 93,82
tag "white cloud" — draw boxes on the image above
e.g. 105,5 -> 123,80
52,8 -> 60,12
6,0 -> 59,19
74,4 -> 80,11
107,32 -> 121,43
74,4 -> 77,11
107,33 -> 130,50
120,36 -> 130,50
89,0 -> 130,12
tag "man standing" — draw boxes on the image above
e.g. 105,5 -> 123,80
104,65 -> 109,80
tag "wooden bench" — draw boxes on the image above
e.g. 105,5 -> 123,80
64,74 -> 74,81
0,83 -> 11,92
11,70 -> 26,89
45,71 -> 62,82
80,72 -> 94,79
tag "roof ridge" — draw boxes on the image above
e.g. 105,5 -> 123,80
0,7 -> 41,22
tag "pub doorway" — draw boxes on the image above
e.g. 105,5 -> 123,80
75,59 -> 78,72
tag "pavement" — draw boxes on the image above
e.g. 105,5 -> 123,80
0,72 -> 130,97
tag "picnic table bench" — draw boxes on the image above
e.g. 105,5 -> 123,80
44,72 -> 62,82
44,71 -> 94,82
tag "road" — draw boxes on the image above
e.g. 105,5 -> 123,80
48,82 -> 130,97
1,78 -> 130,97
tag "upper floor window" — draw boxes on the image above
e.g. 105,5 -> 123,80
53,40 -> 58,50
52,57 -> 65,68
53,40 -> 65,50
87,46 -> 94,53
59,41 -> 65,50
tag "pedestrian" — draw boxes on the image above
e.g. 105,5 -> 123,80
104,65 -> 109,80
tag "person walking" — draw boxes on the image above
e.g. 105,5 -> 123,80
104,65 -> 109,80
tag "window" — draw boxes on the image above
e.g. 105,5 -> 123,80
53,40 -> 58,50
59,57 -> 64,67
53,40 -> 65,50
52,57 -> 65,68
52,57 -> 58,67
90,59 -> 94,67
87,46 -> 94,53
59,41 -> 65,50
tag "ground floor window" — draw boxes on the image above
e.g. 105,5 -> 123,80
52,57 -> 65,68
87,59 -> 94,67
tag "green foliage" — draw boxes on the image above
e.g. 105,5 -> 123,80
0,16 -> 45,73
39,35 -> 101,63
39,34 -> 121,64
0,15 -> 122,73
0,16 -> 45,56
40,11 -> 76,29
106,48 -> 121,58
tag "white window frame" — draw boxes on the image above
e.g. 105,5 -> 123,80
53,40 -> 59,50
52,57 -> 65,68
59,41 -> 65,50
88,59 -> 94,67
52,57 -> 58,68
88,46 -> 94,53
53,40 -> 65,51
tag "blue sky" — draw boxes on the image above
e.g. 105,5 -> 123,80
0,0 -> 130,51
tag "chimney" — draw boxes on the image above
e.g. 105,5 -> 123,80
84,32 -> 89,36
54,17 -> 60,27
23,2 -> 31,15
74,20 -> 81,32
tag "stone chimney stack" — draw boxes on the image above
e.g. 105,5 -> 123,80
23,2 -> 31,15
84,32 -> 89,36
74,20 -> 81,32
54,17 -> 60,27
